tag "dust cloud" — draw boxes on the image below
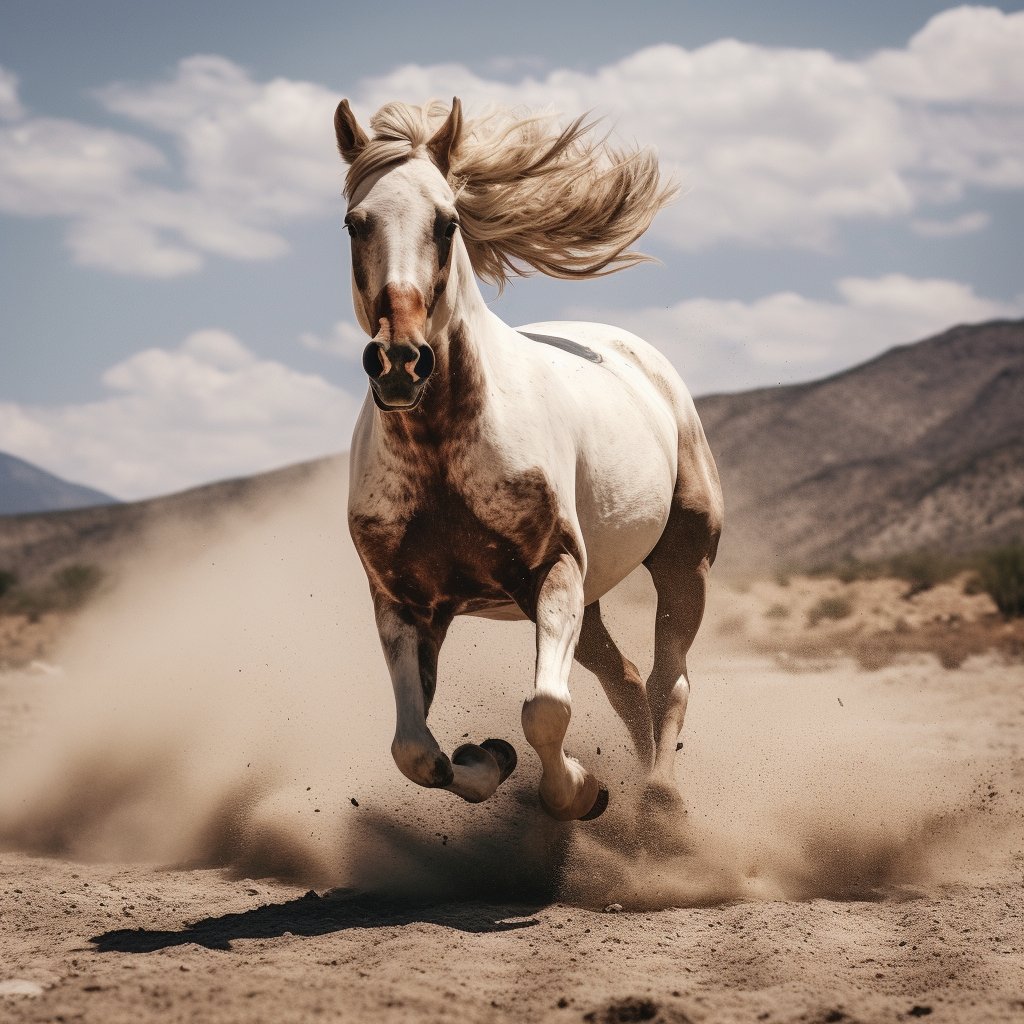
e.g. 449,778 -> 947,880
0,464 -> 1015,907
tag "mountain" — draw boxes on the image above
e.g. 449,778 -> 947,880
694,319 -> 1024,570
0,457 -> 336,588
0,452 -> 118,516
0,319 -> 1021,585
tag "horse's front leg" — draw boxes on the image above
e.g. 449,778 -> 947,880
374,600 -> 516,804
522,554 -> 609,821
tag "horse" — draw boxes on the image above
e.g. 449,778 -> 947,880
334,98 -> 722,822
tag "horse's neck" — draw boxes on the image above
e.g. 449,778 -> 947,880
374,247 -> 498,460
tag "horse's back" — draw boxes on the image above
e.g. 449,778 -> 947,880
514,319 -> 723,594
516,320 -> 720,509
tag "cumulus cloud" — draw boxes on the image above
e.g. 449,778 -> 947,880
1,9 -> 1023,275
96,55 -> 340,220
0,330 -> 363,499
910,210 -> 990,238
579,275 -> 1024,395
298,320 -> 366,360
0,67 -> 23,121
0,60 -> 332,276
866,5 -> 1024,103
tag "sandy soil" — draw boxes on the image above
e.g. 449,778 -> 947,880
1,469 -> 1022,1023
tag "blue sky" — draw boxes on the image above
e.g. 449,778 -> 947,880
1,2 -> 1022,498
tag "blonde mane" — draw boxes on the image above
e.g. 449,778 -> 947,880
345,101 -> 677,289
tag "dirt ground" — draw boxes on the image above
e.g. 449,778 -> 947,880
1,472 -> 1022,1023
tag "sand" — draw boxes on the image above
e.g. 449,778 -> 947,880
1,465 -> 1022,1023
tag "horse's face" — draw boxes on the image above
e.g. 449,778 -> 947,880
337,105 -> 463,412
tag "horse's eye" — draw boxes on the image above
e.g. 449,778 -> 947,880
444,220 -> 458,240
344,216 -> 359,238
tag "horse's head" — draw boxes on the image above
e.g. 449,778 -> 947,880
334,99 -> 463,411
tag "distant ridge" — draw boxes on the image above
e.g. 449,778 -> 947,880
694,318 -> 1024,570
0,451 -> 118,516
0,319 -> 1022,582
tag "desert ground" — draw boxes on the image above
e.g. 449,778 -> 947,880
1,468 -> 1022,1023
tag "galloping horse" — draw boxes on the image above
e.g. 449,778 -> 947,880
335,99 -> 722,822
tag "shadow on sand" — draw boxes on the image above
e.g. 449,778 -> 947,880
91,806 -> 564,953
91,889 -> 542,953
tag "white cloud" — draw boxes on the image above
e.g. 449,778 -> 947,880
298,320 -> 366,359
910,210 -> 990,237
866,5 -> 1024,104
0,61 -> 326,276
579,275 -> 1024,395
96,55 -> 340,219
0,330 -> 363,499
0,67 -> 24,120
1,9 -> 1023,274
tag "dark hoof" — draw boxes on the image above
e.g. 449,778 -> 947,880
451,742 -> 496,772
579,787 -> 609,821
480,738 -> 517,783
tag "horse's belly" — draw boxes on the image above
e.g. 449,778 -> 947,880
573,425 -> 676,604
579,492 -> 673,604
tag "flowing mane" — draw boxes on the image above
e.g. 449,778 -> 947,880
344,100 -> 677,289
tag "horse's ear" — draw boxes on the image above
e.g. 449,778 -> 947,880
334,99 -> 369,164
427,97 -> 462,177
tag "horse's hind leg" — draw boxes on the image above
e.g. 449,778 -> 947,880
642,503 -> 720,801
575,602 -> 654,768
522,553 -> 608,821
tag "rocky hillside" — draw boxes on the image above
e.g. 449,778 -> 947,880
695,319 -> 1024,570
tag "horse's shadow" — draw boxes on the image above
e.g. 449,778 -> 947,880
91,806 -> 560,953
91,889 -> 542,953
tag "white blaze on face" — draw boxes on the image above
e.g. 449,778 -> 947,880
347,157 -> 458,322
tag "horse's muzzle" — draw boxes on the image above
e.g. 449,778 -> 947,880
362,340 -> 435,410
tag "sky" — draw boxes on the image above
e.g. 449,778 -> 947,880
1,1 -> 1022,499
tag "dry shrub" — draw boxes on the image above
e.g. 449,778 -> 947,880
975,544 -> 1024,619
758,616 -> 1024,671
807,595 -> 853,627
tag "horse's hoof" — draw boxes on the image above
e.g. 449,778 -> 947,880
579,786 -> 609,821
452,742 -> 496,772
539,777 -> 609,822
480,738 -> 517,783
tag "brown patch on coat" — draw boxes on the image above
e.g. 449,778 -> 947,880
373,282 -> 427,344
351,465 -> 579,629
375,320 -> 484,460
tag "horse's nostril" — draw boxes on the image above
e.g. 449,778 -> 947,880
415,344 -> 435,380
362,341 -> 386,378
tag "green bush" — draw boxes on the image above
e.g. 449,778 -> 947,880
0,569 -> 17,599
975,545 -> 1024,619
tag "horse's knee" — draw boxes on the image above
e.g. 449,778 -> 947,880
391,736 -> 454,788
672,677 -> 690,716
521,692 -> 570,750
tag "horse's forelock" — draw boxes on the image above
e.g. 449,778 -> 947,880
344,101 -> 451,198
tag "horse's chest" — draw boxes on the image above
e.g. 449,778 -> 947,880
350,468 -> 572,618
